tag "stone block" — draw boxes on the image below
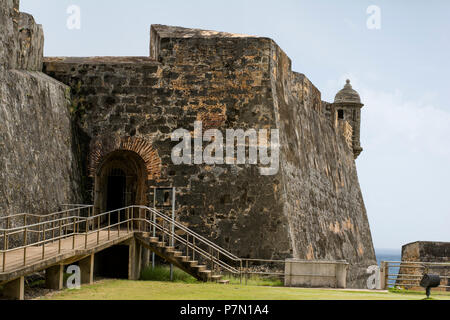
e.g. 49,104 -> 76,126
284,259 -> 349,288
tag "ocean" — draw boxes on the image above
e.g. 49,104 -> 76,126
375,248 -> 401,264
375,248 -> 402,287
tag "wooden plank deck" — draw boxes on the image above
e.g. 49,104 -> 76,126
0,229 -> 133,283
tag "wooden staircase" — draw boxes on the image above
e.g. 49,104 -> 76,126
136,233 -> 223,282
0,204 -> 241,289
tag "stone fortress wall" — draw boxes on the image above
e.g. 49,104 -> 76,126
1,1 -> 376,288
0,0 -> 82,228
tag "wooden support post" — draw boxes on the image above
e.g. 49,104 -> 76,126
186,234 -> 189,259
118,210 -> 121,237
79,254 -> 95,285
246,260 -> 249,285
38,217 -> 41,242
72,218 -> 76,250
2,277 -> 25,300
3,230 -> 7,272
380,261 -> 388,290
42,222 -> 46,259
58,220 -> 62,254
127,208 -> 130,233
85,218 -> 88,249
63,212 -> 66,235
97,215 -> 101,244
23,227 -> 27,266
139,208 -> 142,232
108,213 -> 111,240
128,238 -> 142,280
45,264 -> 64,290
131,207 -> 134,232
240,260 -> 243,284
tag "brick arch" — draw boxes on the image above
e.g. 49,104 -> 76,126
88,135 -> 161,180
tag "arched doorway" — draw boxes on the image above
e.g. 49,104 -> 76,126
94,150 -> 148,222
106,168 -> 127,212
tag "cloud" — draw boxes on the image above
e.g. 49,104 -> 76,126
326,74 -> 450,159
326,74 -> 450,248
361,88 -> 450,158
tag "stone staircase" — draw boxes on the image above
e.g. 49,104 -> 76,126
136,233 -> 224,282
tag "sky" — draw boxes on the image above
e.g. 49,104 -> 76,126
20,0 -> 450,250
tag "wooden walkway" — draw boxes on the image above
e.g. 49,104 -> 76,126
0,229 -> 133,283
0,205 -> 242,300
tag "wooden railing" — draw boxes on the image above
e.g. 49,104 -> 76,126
136,206 -> 242,275
0,205 -> 293,284
0,205 -> 243,278
381,261 -> 450,290
239,259 -> 285,284
1,205 -> 94,272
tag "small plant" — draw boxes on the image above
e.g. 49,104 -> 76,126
140,265 -> 198,284
68,81 -> 87,118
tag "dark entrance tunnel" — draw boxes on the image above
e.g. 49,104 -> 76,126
106,168 -> 127,225
94,245 -> 129,279
94,150 -> 148,219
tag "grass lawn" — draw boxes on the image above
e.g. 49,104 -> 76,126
41,279 -> 450,300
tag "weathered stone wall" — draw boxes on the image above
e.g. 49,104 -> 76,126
401,242 -> 449,263
269,43 -> 376,287
44,28 -> 291,259
0,0 -> 20,70
43,24 -> 376,287
398,242 -> 450,290
17,12 -> 44,71
0,0 -> 81,226
0,0 -> 43,71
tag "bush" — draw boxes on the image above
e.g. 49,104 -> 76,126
140,265 -> 198,283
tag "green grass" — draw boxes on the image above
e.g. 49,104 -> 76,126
26,273 -> 74,289
41,279 -> 450,300
139,265 -> 283,287
222,275 -> 284,287
140,266 -> 198,283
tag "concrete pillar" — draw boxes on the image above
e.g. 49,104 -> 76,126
46,264 -> 64,290
128,238 -> 142,280
79,254 -> 95,285
284,259 -> 292,287
3,277 -> 25,300
335,263 -> 348,289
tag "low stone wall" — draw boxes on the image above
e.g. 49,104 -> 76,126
284,259 -> 349,288
396,242 -> 450,290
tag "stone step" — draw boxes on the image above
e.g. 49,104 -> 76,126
218,280 -> 230,285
